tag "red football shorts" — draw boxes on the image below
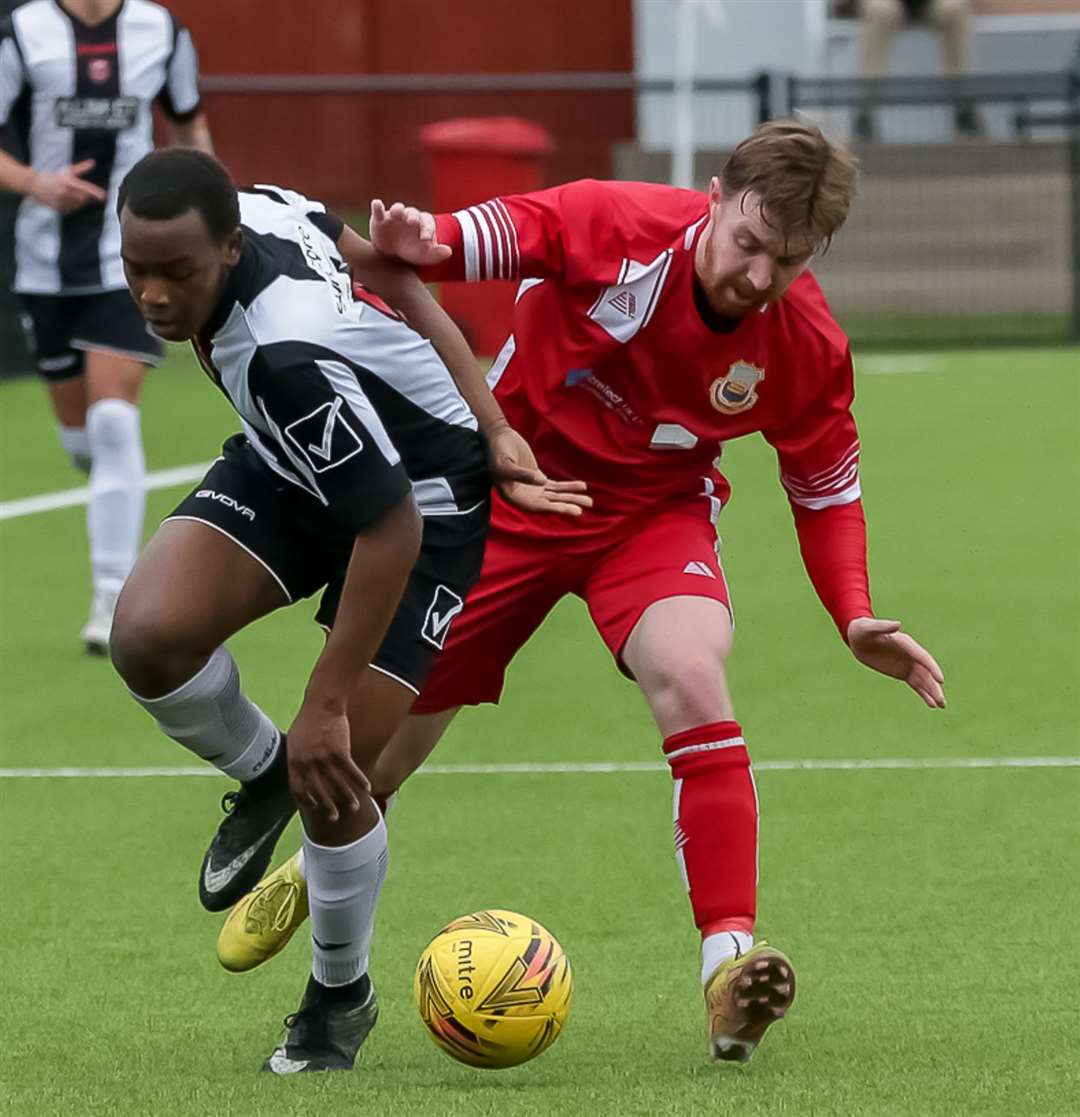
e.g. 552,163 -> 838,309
412,496 -> 732,714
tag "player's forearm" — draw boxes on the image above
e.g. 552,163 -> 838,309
392,279 -> 509,434
302,495 -> 423,711
339,225 -> 509,435
791,499 -> 873,640
167,112 -> 213,154
0,149 -> 36,196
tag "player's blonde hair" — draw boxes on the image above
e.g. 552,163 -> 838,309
721,120 -> 858,252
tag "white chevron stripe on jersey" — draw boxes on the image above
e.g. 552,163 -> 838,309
798,440 -> 861,486
486,334 -> 516,391
782,460 -> 859,500
683,215 -> 708,249
782,443 -> 861,496
700,476 -> 723,524
786,479 -> 862,511
515,277 -> 544,303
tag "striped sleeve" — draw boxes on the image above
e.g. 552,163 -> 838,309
766,344 -> 872,636
421,180 -> 624,285
448,198 -> 522,281
0,27 -> 25,127
424,198 -> 529,284
159,22 -> 201,121
779,437 -> 861,510
766,346 -> 862,512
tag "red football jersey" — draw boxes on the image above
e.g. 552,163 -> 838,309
423,179 -> 872,633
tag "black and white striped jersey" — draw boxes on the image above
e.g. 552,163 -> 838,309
191,185 -> 488,535
0,0 -> 201,294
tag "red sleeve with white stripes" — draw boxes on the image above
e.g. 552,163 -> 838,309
419,180 -> 624,286
765,345 -> 872,637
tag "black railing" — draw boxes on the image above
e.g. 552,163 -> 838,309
786,70 -> 1077,113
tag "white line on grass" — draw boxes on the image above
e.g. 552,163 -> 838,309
1,756 -> 1077,779
857,354 -> 944,375
0,462 -> 209,522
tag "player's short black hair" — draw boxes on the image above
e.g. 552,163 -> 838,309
117,148 -> 240,242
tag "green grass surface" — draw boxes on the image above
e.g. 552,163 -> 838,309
834,311 -> 1076,349
1,345 -> 1078,1115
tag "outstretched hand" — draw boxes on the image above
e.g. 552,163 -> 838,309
487,425 -> 592,518
370,199 -> 451,266
846,617 -> 946,709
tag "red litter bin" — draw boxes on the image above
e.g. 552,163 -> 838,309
420,117 -> 554,357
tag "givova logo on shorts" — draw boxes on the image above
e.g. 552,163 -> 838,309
422,585 -> 465,649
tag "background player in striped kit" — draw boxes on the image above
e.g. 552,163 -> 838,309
0,0 -> 211,651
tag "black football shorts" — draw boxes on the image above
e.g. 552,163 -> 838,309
21,290 -> 163,381
166,435 -> 489,696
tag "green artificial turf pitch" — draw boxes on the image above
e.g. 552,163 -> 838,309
1,346 -> 1077,1115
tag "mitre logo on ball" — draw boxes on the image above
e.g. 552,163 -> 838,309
710,361 -> 764,414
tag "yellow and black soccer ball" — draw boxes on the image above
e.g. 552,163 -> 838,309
414,909 -> 573,1069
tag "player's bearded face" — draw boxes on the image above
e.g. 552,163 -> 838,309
120,208 -> 242,342
695,185 -> 814,318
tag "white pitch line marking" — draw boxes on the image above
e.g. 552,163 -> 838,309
0,756 -> 1077,779
857,355 -> 943,376
0,462 -> 210,522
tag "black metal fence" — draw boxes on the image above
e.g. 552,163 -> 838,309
786,70 -> 1080,348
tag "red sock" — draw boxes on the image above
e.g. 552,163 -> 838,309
664,720 -> 757,935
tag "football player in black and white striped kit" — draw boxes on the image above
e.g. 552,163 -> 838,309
109,148 -> 589,1074
0,0 -> 210,652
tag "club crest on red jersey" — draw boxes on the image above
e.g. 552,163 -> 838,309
710,361 -> 764,414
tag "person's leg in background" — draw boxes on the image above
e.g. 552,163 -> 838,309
930,0 -> 981,134
80,346 -> 147,653
25,291 -> 153,653
856,0 -> 906,140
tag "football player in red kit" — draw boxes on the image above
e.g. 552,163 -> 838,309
220,120 -> 946,1064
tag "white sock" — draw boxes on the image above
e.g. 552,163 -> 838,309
304,816 -> 388,988
86,398 -> 145,595
293,793 -> 394,883
58,424 -> 91,474
701,930 -> 754,986
129,645 -> 281,780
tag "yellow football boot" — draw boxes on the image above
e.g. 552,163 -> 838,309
216,852 -> 309,973
704,942 -> 796,1062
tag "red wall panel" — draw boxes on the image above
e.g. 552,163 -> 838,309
167,0 -> 633,210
